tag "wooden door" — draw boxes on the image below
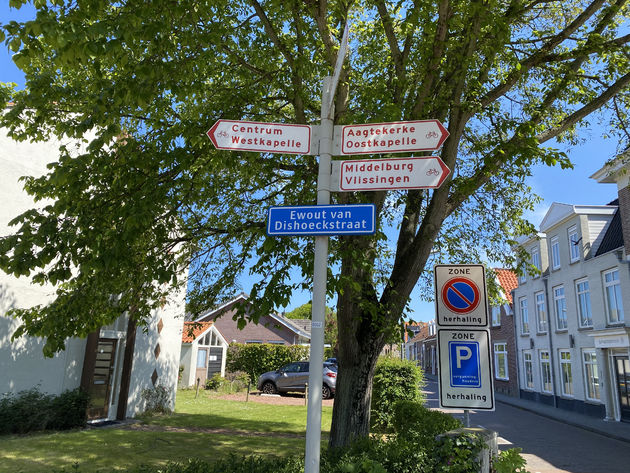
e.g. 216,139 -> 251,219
86,338 -> 117,420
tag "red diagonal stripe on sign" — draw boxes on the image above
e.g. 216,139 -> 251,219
448,284 -> 474,306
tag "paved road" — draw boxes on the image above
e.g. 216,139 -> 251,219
423,380 -> 630,473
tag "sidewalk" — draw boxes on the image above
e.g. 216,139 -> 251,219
494,392 -> 630,444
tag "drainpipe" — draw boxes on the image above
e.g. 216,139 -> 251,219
542,277 -> 558,408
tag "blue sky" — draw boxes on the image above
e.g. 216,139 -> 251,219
1,4 -> 622,322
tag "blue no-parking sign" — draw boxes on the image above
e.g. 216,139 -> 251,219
434,264 -> 488,326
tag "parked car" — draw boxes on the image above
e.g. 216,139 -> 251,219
257,361 -> 337,399
325,357 -> 337,365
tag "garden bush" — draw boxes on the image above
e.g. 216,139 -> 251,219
226,343 -> 310,383
392,400 -> 462,441
0,387 -> 89,434
370,356 -> 425,432
140,384 -> 172,415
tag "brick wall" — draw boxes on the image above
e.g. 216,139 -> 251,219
490,305 -> 519,397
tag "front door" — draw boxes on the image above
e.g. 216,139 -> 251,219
196,348 -> 208,386
614,355 -> 630,422
86,338 -> 117,420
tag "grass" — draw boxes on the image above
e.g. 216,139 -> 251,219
0,390 -> 333,473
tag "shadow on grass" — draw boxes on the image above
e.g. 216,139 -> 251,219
0,429 -> 305,473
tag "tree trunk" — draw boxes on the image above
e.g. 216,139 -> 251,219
329,287 -> 387,447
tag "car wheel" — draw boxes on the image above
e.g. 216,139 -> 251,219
322,384 -> 332,400
261,381 -> 277,395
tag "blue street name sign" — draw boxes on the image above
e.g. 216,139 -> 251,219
267,204 -> 376,236
449,341 -> 481,388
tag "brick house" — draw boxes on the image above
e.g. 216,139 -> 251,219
490,269 -> 519,397
194,294 -> 311,345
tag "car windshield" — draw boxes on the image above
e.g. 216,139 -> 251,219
323,362 -> 337,372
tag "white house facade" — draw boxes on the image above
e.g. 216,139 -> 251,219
513,155 -> 630,422
0,126 -> 186,421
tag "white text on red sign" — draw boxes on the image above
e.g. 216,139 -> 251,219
207,119 -> 312,155
335,119 -> 449,155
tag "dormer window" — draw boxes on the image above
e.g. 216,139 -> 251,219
568,226 -> 580,263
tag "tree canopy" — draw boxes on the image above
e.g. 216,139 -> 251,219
1,0 -> 629,446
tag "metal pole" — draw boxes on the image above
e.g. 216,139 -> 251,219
304,76 -> 334,473
464,409 -> 470,427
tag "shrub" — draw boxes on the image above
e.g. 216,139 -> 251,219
205,373 -> 224,390
433,432 -> 485,473
392,400 -> 461,441
0,387 -> 89,435
370,357 -> 425,432
493,448 -> 530,473
141,385 -> 172,415
226,343 -> 310,383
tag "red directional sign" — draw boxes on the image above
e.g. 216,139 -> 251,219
207,119 -> 312,155
335,119 -> 449,155
332,156 -> 450,192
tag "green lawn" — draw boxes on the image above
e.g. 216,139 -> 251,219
0,390 -> 333,473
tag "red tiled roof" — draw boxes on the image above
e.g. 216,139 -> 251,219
182,321 -> 214,343
403,321 -> 425,342
494,268 -> 518,304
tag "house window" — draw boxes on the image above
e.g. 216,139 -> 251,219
524,351 -> 534,389
519,261 -> 527,284
494,343 -> 508,380
540,351 -> 553,393
196,349 -> 207,368
553,285 -> 568,330
550,236 -> 561,270
559,350 -> 573,396
245,340 -> 263,344
531,246 -> 541,277
568,226 -> 580,263
491,306 -> 501,327
603,268 -> 624,324
575,278 -> 593,328
535,291 -> 548,333
583,350 -> 601,401
519,297 -> 529,334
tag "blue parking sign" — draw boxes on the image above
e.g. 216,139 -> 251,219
449,341 -> 481,388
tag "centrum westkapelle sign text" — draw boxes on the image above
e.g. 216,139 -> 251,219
207,119 -> 312,154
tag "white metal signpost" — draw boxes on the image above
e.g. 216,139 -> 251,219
331,156 -> 450,192
207,25 -> 450,472
434,264 -> 494,419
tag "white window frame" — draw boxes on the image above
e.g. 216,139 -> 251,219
491,306 -> 501,327
559,349 -> 574,397
575,278 -> 593,328
550,236 -> 561,270
519,297 -> 530,334
540,350 -> 553,394
494,342 -> 509,380
603,268 -> 624,324
568,226 -> 580,263
535,291 -> 548,333
523,351 -> 534,389
582,350 -> 601,402
531,246 -> 541,277
519,261 -> 527,284
553,285 -> 568,331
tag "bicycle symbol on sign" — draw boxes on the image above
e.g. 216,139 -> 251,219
217,130 -> 229,138
426,131 -> 438,139
426,168 -> 440,176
